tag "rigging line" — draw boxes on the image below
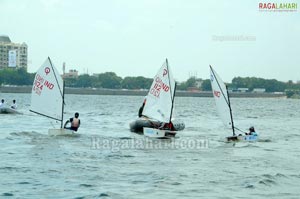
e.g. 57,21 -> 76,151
234,127 -> 247,134
48,57 -> 63,99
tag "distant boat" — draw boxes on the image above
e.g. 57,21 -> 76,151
209,65 -> 258,142
30,57 -> 74,136
130,59 -> 185,138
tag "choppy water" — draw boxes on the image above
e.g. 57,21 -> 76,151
1,93 -> 300,198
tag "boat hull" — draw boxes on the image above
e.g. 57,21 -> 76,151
48,128 -> 76,136
143,127 -> 176,138
0,107 -> 21,114
129,117 -> 185,133
226,134 -> 259,142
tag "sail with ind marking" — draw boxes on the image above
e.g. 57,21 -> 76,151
142,59 -> 175,123
209,66 -> 234,130
30,57 -> 63,121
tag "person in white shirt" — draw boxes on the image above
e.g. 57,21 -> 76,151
0,99 -> 5,108
11,99 -> 17,109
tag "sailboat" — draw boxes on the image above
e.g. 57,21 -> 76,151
129,59 -> 185,138
209,65 -> 258,142
30,57 -> 74,136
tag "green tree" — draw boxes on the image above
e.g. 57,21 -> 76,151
98,72 -> 122,89
201,79 -> 212,91
122,76 -> 152,89
76,74 -> 92,88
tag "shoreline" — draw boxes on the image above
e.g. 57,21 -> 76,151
0,86 -> 286,98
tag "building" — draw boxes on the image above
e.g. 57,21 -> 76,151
63,69 -> 79,78
237,88 -> 249,92
0,35 -> 28,70
252,88 -> 266,93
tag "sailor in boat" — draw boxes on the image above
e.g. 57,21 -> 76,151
138,97 -> 147,117
10,99 -> 17,109
0,99 -> 5,108
245,126 -> 257,136
159,121 -> 175,131
64,112 -> 81,132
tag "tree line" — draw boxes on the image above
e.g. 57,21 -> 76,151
0,68 -> 300,95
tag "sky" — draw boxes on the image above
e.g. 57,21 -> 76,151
1,0 -> 299,83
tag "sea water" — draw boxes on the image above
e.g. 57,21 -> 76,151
0,93 -> 300,198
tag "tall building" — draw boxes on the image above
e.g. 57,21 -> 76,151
0,35 -> 28,70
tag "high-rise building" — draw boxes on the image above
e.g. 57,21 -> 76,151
0,35 -> 28,70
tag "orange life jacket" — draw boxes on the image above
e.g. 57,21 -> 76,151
72,118 -> 79,128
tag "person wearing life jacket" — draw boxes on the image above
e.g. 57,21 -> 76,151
246,126 -> 257,136
138,97 -> 147,117
159,121 -> 175,131
11,99 -> 17,109
64,112 -> 81,131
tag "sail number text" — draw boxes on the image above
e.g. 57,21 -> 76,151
150,77 -> 170,97
33,74 -> 55,95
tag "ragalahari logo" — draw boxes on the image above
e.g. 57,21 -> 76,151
259,2 -> 297,12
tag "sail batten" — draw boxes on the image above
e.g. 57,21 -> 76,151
210,66 -> 235,132
142,60 -> 176,123
30,57 -> 64,122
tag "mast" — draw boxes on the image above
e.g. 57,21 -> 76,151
61,81 -> 65,128
226,85 -> 235,136
48,57 -> 64,128
169,83 -> 176,124
166,58 -> 175,124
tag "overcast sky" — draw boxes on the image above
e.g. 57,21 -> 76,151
1,0 -> 299,82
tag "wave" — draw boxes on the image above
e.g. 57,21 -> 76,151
73,192 -> 110,199
1,193 -> 14,197
258,138 -> 272,142
9,131 -> 45,137
256,173 -> 287,186
258,179 -> 277,186
79,184 -> 93,187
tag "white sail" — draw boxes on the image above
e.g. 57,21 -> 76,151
209,66 -> 233,129
30,57 -> 63,121
142,59 -> 176,123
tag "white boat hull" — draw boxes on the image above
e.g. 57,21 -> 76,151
0,107 -> 21,114
226,134 -> 259,142
143,127 -> 176,138
48,128 -> 75,136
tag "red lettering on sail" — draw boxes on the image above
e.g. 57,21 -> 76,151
150,77 -> 170,98
33,74 -> 45,95
214,90 -> 221,97
163,69 -> 168,77
44,80 -> 54,89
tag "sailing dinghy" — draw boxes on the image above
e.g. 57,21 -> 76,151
209,65 -> 258,142
129,59 -> 185,138
30,57 -> 74,136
